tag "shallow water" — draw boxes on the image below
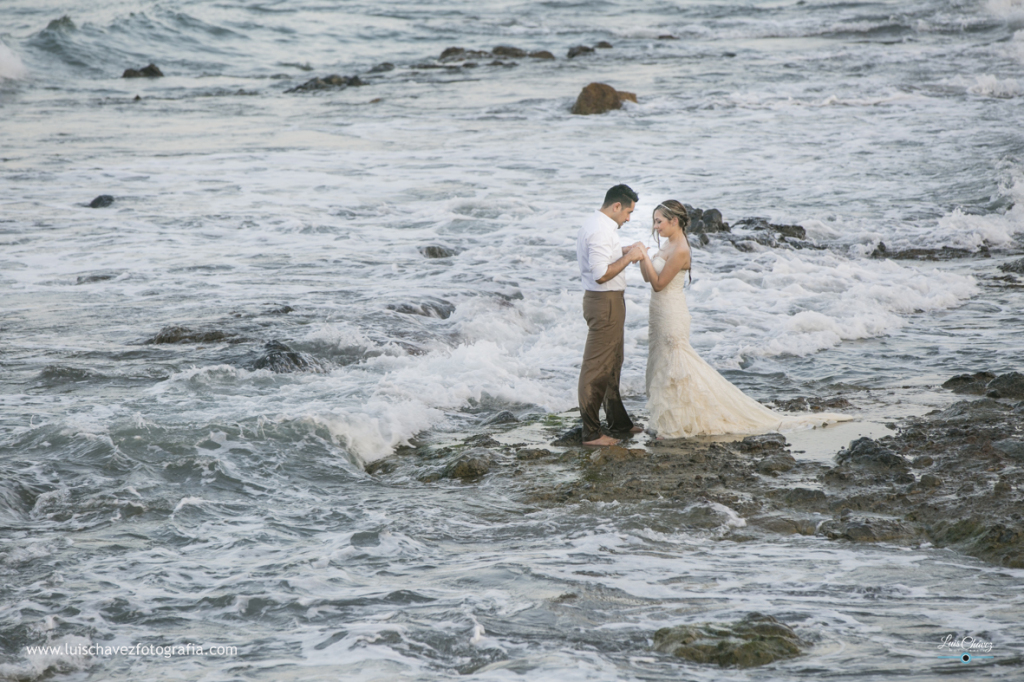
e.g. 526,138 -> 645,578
2,0 -> 1024,679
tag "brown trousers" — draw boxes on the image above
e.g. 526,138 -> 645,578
578,290 -> 634,441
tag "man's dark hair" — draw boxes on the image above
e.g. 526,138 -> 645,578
602,184 -> 639,209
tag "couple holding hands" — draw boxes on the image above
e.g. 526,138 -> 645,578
576,184 -> 851,446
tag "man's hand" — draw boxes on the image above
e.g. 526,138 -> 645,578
627,243 -> 647,263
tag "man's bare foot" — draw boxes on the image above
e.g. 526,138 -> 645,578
629,426 -> 643,433
582,434 -> 619,447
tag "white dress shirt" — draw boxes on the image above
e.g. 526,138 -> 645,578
577,210 -> 626,291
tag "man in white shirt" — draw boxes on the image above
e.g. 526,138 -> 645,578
576,184 -> 645,446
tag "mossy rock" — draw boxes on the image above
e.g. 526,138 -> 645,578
653,613 -> 805,668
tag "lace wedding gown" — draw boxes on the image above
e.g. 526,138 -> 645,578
645,256 -> 853,438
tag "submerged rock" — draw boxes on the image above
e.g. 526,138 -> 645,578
386,298 -> 455,319
286,74 -> 367,93
653,613 -> 805,668
145,326 -> 233,344
123,63 -> 163,78
552,426 -> 583,446
89,194 -> 114,208
368,62 -> 395,73
870,242 -> 978,260
482,410 -> 518,425
251,341 -> 330,373
999,257 -> 1024,274
567,45 -> 595,59
734,217 -> 806,240
570,82 -> 637,115
419,245 -> 458,259
443,456 -> 490,481
529,50 -> 555,60
492,45 -> 527,58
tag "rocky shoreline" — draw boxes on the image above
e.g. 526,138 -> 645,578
369,371 -> 1024,572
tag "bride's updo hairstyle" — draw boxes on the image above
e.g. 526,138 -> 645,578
652,199 -> 693,283
652,200 -> 690,234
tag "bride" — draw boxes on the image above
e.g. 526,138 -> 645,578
637,200 -> 853,438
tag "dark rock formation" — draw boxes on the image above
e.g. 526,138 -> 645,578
89,195 -> 114,208
773,396 -> 852,412
734,217 -> 807,240
123,63 -> 163,78
286,75 -> 367,93
684,206 -> 730,235
999,257 -> 1024,274
653,613 -> 805,668
595,41 -> 613,49
419,245 -> 457,259
144,326 -> 233,344
836,437 -> 910,472
570,82 -> 637,115
251,341 -> 330,373
986,372 -> 1024,399
438,47 -> 493,62
76,273 -> 119,284
870,242 -> 980,260
529,50 -> 555,60
567,45 -> 595,59
492,45 -> 527,58
942,371 -> 996,395
386,298 -> 455,319
483,410 -> 518,425
943,371 -> 1024,399
444,456 -> 490,481
368,62 -> 395,73
552,426 -> 583,446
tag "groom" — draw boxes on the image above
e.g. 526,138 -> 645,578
576,184 -> 646,446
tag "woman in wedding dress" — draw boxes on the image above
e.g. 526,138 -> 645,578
637,200 -> 853,438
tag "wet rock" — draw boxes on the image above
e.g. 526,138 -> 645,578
286,75 -> 367,93
444,456 -> 490,481
144,326 -> 233,344
483,410 -> 518,425
992,439 -> 1024,460
933,398 -> 1012,424
734,217 -> 807,240
464,434 -> 501,448
757,453 -> 796,474
386,298 -> 455,319
76,272 -> 119,284
985,372 -> 1024,399
836,437 -> 909,472
567,45 -> 595,59
552,426 -> 583,446
919,473 -> 942,488
911,455 -> 934,469
783,487 -> 826,507
999,257 -> 1024,274
683,205 -> 731,235
653,613 -> 805,668
677,501 -> 744,529
89,194 -> 114,208
351,530 -> 381,547
737,432 -> 787,455
943,371 -> 997,395
595,41 -> 613,49
368,62 -> 395,73
773,396 -> 852,412
870,243 -> 975,260
438,47 -> 492,62
928,517 -> 1024,568
820,518 -> 911,543
492,45 -> 527,58
251,341 -> 330,374
365,459 -> 398,475
419,245 -> 458,258
570,82 -> 637,115
529,50 -> 555,60
123,63 -> 163,78
516,448 -> 552,461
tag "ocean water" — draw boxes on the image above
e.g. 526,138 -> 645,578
2,0 -> 1024,679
